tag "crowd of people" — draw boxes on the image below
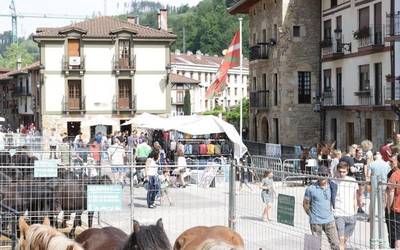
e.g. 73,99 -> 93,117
299,135 -> 400,250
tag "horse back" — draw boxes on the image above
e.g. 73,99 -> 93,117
76,227 -> 128,250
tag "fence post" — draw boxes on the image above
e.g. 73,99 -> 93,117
228,162 -> 236,230
377,176 -> 389,249
370,175 -> 379,249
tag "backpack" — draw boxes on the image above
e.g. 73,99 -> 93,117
199,144 -> 207,155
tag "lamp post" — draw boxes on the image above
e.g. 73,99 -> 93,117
36,81 -> 40,131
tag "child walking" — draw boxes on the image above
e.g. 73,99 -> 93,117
159,170 -> 173,206
260,170 -> 274,222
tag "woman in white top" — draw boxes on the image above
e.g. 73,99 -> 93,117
145,151 -> 160,208
173,149 -> 190,188
108,139 -> 126,185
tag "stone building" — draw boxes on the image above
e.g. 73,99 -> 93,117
229,0 -> 321,146
320,0 -> 397,150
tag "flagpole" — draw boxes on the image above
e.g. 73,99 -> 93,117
239,17 -> 243,158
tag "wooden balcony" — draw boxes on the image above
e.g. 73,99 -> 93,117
112,55 -> 136,76
62,56 -> 85,76
113,95 -> 136,114
62,96 -> 85,114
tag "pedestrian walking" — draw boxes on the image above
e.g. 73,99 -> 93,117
260,170 -> 274,222
303,166 -> 340,250
333,161 -> 358,250
145,151 -> 160,209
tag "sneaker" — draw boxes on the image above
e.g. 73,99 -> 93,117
357,207 -> 365,214
148,204 -> 155,209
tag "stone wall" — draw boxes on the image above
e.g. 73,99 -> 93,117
248,0 -> 321,147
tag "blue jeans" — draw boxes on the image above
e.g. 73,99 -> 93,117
147,175 -> 160,207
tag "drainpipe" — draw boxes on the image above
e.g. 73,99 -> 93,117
319,1 -> 325,141
390,0 -> 400,131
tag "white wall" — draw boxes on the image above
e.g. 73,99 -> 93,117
322,52 -> 391,105
44,74 -> 64,112
134,74 -> 166,111
44,43 -> 64,71
135,44 -> 166,71
84,74 -> 116,111
84,43 -> 114,72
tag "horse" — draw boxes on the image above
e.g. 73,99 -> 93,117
317,141 -> 335,168
300,146 -> 311,185
76,218 -> 171,250
173,226 -> 245,250
54,174 -> 113,236
16,216 -> 83,250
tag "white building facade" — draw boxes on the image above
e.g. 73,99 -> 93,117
171,51 -> 249,114
321,0 -> 397,149
33,15 -> 176,139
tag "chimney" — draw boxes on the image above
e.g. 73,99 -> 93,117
16,56 -> 21,70
196,50 -> 202,60
157,9 -> 168,31
175,49 -> 181,55
127,16 -> 139,25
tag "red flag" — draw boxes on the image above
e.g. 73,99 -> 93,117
206,31 -> 240,99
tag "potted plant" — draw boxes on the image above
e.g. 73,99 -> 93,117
353,26 -> 370,39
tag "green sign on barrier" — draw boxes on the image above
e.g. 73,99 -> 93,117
87,185 -> 122,211
277,193 -> 295,226
34,159 -> 60,178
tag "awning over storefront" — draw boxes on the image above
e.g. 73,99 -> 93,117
122,113 -> 247,159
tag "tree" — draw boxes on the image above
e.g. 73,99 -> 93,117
0,43 -> 34,69
183,89 -> 191,115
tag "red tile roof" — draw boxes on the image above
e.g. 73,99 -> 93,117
33,16 -> 176,39
228,0 -> 261,14
0,61 -> 40,80
171,53 -> 249,69
170,73 -> 200,84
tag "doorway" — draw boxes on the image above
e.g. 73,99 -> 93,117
67,121 -> 81,138
120,120 -> 131,135
261,117 -> 269,143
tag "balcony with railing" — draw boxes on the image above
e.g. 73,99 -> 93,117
355,25 -> 384,51
62,56 -> 85,74
62,96 -> 86,114
13,86 -> 31,97
249,43 -> 269,61
112,55 -> 136,75
321,91 -> 335,107
112,95 -> 136,114
250,90 -> 269,109
321,37 -> 345,60
385,11 -> 400,41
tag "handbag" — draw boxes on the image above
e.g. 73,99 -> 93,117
143,180 -> 149,190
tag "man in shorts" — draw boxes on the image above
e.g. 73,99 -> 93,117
333,161 -> 358,250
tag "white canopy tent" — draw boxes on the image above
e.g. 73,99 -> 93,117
0,117 -> 5,122
84,116 -> 119,127
122,113 -> 247,159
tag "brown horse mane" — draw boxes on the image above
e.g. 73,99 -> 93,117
122,219 -> 171,250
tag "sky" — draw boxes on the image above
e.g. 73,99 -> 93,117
0,0 -> 201,38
